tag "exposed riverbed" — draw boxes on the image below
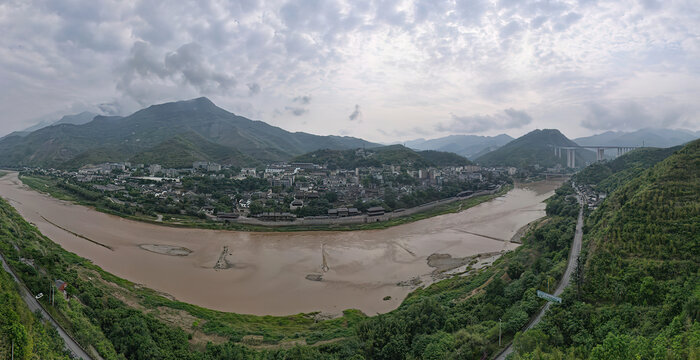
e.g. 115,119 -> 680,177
0,172 -> 560,316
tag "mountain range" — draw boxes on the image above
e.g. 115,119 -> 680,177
475,129 -> 596,168
1,111 -> 98,140
404,134 -> 514,159
0,97 -> 378,169
574,128 -> 698,148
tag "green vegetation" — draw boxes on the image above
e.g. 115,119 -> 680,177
0,97 -> 377,168
19,173 -> 510,232
293,144 -> 471,170
0,170 -> 8,178
128,131 -> 261,168
0,178 -> 577,359
512,139 -> 700,358
476,129 -> 595,168
0,267 -> 70,359
0,196 -> 363,359
351,184 -> 579,359
573,146 -> 679,194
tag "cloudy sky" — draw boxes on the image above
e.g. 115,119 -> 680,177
1,0 -> 698,142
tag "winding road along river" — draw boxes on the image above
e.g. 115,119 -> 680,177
0,172 -> 560,316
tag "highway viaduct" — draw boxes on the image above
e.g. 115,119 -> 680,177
554,145 -> 642,168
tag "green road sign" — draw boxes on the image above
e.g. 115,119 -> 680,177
537,290 -> 562,303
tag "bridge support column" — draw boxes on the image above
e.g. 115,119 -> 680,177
596,148 -> 605,161
566,148 -> 575,168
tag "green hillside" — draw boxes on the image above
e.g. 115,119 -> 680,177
128,132 -> 261,168
513,139 -> 700,358
0,267 -> 70,359
476,129 -> 595,168
293,145 -> 471,169
0,97 -> 377,168
574,146 -> 680,193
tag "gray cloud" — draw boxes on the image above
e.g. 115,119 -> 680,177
500,20 -> 524,39
349,104 -> 362,121
293,95 -> 311,105
580,99 -> 695,131
116,41 -> 235,104
553,12 -> 583,32
97,101 -> 123,116
247,83 -> 261,96
437,108 -> 533,133
284,106 -> 308,116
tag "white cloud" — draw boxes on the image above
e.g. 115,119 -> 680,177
0,0 -> 698,141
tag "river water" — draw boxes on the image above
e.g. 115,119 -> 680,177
0,172 -> 560,316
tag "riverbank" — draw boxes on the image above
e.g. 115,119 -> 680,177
18,172 -> 512,232
0,171 -> 559,316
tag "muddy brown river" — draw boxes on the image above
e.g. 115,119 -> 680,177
0,172 -> 560,316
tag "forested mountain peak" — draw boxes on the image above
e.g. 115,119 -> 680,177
476,128 -> 595,168
0,97 -> 378,168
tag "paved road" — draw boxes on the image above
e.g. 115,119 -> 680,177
0,253 -> 94,359
495,195 -> 584,360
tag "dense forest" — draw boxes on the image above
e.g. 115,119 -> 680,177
512,140 -> 699,358
573,146 -> 680,194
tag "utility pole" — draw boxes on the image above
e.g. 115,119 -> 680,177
11,339 -> 14,360
547,277 -> 550,293
499,318 -> 502,346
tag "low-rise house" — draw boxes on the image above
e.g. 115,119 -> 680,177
367,206 -> 385,216
290,199 -> 304,210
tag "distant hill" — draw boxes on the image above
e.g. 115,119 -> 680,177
0,111 -> 98,140
574,128 -> 698,148
573,146 -> 680,193
405,134 -> 513,159
0,97 -> 378,168
52,111 -> 98,126
293,145 -> 471,170
476,129 -> 595,168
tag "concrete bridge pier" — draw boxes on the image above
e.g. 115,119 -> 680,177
596,148 -> 605,161
566,148 -> 575,168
